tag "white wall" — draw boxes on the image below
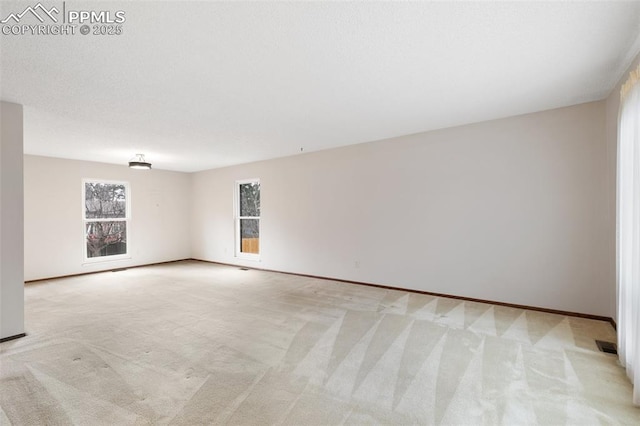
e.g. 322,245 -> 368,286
24,155 -> 191,281
192,101 -> 613,317
1,101 -> 25,340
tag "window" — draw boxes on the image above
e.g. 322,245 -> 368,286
83,180 -> 130,261
235,179 -> 260,259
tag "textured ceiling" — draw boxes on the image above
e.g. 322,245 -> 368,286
2,1 -> 640,172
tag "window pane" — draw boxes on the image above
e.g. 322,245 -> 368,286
86,221 -> 127,258
239,182 -> 260,217
85,182 -> 127,219
240,218 -> 259,254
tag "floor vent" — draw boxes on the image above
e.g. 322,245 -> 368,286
239,268 -> 249,271
596,340 -> 617,355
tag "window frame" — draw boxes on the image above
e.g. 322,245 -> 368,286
82,178 -> 131,263
234,178 -> 261,261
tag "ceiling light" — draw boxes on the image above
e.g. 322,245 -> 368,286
128,154 -> 152,170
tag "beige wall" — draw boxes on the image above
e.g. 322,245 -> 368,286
24,155 -> 191,281
191,101 -> 613,317
1,101 -> 25,339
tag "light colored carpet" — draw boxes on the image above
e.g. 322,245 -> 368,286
0,260 -> 638,425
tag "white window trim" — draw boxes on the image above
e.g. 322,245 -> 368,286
82,178 -> 131,264
235,178 -> 260,261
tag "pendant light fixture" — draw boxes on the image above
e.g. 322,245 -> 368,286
128,154 -> 152,170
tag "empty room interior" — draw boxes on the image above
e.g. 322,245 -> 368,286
2,1 -> 640,424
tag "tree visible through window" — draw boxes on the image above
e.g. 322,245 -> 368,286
236,180 -> 260,257
83,181 -> 129,259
